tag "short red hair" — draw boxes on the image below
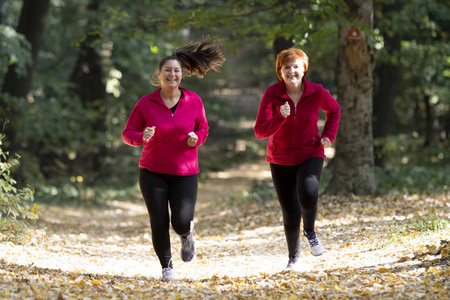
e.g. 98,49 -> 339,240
276,48 -> 309,81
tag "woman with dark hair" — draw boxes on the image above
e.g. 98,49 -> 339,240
122,38 -> 225,281
254,48 -> 340,271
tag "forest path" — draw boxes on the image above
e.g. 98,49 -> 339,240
1,158 -> 449,299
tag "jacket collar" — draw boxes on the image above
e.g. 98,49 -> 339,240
274,79 -> 315,100
150,87 -> 190,104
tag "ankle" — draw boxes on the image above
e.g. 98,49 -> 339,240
304,228 -> 316,233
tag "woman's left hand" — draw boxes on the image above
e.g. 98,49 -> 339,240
321,137 -> 331,148
187,132 -> 198,147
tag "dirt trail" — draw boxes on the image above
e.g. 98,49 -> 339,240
1,158 -> 449,299
2,159 -> 281,279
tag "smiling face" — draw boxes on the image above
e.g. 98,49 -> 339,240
275,48 -> 309,82
280,58 -> 305,85
158,59 -> 182,89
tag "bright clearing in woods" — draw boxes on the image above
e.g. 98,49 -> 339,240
1,159 -> 449,299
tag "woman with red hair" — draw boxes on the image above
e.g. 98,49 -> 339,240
254,48 -> 340,271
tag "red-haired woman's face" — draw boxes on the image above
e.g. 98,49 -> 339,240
280,58 -> 305,85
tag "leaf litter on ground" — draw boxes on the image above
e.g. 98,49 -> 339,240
1,158 -> 449,299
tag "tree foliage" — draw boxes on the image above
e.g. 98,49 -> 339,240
374,0 -> 450,142
0,0 -> 448,198
0,24 -> 30,78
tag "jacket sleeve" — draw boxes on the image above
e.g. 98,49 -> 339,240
122,102 -> 146,147
254,89 -> 286,139
320,89 -> 341,144
193,99 -> 209,147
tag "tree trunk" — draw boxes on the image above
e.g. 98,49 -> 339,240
372,1 -> 403,168
69,0 -> 107,181
372,38 -> 401,168
325,0 -> 376,195
273,36 -> 294,55
444,114 -> 450,141
0,0 -> 4,23
373,47 -> 401,138
0,0 -> 50,151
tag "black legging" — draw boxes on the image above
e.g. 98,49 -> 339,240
139,168 -> 198,268
270,157 -> 324,258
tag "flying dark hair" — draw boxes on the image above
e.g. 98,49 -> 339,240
151,37 -> 225,86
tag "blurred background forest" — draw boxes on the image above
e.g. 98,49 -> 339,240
1,0 -> 449,209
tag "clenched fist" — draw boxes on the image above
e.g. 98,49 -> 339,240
280,101 -> 290,118
143,126 -> 155,142
321,137 -> 331,148
187,132 -> 198,147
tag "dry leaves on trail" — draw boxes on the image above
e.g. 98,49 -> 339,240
1,160 -> 449,299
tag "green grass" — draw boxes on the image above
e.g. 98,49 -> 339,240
388,215 -> 449,241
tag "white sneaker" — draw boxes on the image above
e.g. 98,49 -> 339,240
303,230 -> 324,256
180,221 -> 195,262
284,256 -> 300,272
161,267 -> 174,281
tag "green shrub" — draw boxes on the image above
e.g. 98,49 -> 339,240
374,135 -> 450,195
0,134 -> 38,242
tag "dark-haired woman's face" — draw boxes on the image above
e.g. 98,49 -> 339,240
158,60 -> 182,89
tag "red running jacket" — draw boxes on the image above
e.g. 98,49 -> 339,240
254,79 -> 340,166
122,87 -> 208,175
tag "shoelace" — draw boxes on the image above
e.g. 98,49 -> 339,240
181,222 -> 195,251
181,234 -> 194,251
306,234 -> 319,247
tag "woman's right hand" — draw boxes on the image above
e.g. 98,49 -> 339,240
143,126 -> 156,142
280,101 -> 290,118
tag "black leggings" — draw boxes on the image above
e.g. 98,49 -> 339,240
139,168 -> 198,268
270,157 -> 324,258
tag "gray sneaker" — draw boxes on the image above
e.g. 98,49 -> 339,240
303,230 -> 324,256
180,221 -> 195,262
161,267 -> 174,281
284,256 -> 300,272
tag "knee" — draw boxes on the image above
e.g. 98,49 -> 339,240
171,219 -> 190,235
299,179 -> 319,206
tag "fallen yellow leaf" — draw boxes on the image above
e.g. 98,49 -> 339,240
91,279 -> 101,285
335,285 -> 343,291
192,281 -> 204,288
